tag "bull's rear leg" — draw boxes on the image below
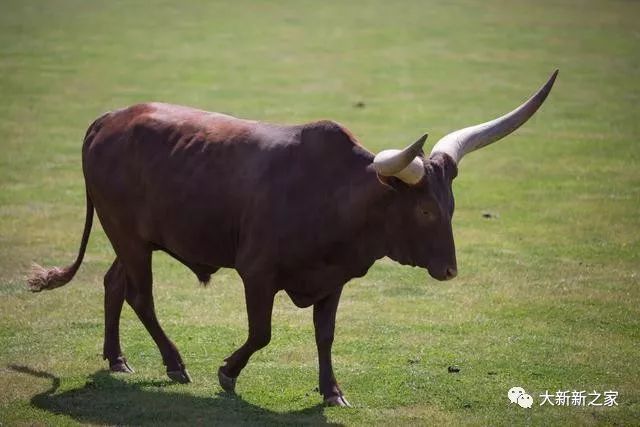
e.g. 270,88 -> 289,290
103,258 -> 134,373
314,287 -> 350,407
218,282 -> 275,393
120,247 -> 191,383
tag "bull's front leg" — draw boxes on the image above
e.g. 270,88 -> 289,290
218,280 -> 275,393
314,286 -> 350,407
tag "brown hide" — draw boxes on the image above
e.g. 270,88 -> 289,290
81,103 -> 455,307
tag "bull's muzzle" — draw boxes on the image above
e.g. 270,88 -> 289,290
427,264 -> 458,281
445,266 -> 457,280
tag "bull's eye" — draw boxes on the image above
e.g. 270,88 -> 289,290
422,209 -> 436,222
416,202 -> 439,223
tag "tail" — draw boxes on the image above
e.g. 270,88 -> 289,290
27,112 -> 112,292
27,113 -> 109,292
27,190 -> 94,292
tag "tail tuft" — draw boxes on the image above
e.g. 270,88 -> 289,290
28,187 -> 94,293
27,263 -> 72,292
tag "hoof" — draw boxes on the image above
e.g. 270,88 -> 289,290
167,368 -> 192,384
325,395 -> 352,407
109,357 -> 134,374
218,367 -> 237,393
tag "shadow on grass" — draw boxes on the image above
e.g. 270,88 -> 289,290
10,365 -> 339,426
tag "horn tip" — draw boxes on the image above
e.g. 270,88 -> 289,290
409,133 -> 428,151
539,69 -> 559,96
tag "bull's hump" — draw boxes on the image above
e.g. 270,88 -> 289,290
304,120 -> 361,145
299,120 -> 374,162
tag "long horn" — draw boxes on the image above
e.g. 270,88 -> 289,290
430,69 -> 558,164
373,134 -> 428,184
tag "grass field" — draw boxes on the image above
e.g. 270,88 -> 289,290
1,0 -> 639,425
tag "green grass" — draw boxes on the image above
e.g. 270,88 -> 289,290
1,0 -> 639,425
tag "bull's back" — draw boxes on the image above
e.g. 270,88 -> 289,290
81,103 -> 373,277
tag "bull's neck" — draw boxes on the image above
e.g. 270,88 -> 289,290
351,164 -> 399,262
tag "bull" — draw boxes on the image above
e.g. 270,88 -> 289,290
28,70 -> 557,406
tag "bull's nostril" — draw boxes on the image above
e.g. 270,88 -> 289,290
446,267 -> 458,279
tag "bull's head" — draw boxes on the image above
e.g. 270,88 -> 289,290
373,70 -> 558,280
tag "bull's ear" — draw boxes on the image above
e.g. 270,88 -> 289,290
376,174 -> 416,192
429,152 -> 458,180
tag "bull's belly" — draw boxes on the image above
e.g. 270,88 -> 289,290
152,230 -> 237,269
137,201 -> 238,268
90,185 -> 237,269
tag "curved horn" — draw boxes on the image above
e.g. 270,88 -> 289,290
373,134 -> 428,184
430,69 -> 558,164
